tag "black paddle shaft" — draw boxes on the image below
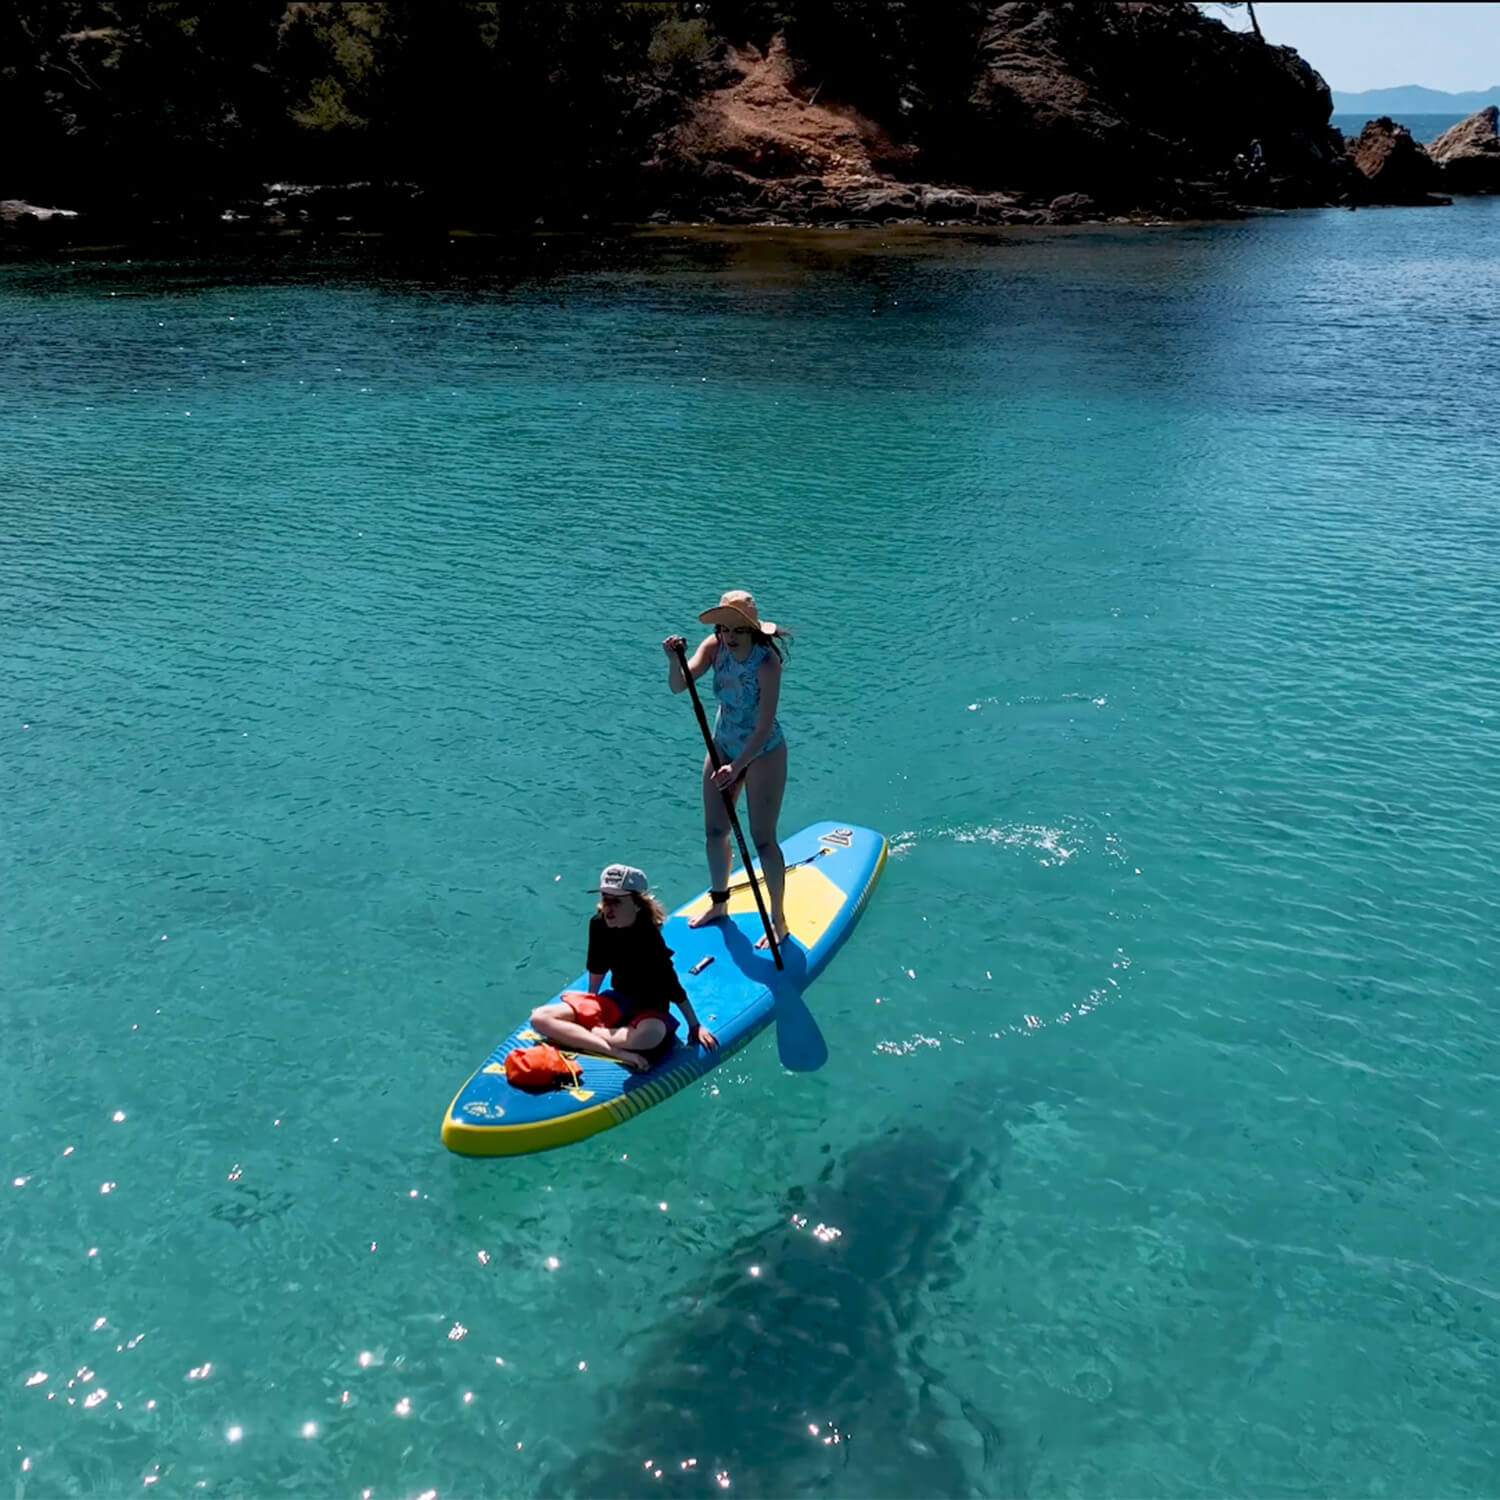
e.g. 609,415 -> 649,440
673,642 -> 783,970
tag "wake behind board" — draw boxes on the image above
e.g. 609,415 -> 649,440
441,820 -> 886,1157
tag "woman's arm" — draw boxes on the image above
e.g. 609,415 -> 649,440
664,633 -> 718,693
716,652 -> 782,782
676,993 -> 718,1049
585,920 -> 609,995
655,930 -> 719,1048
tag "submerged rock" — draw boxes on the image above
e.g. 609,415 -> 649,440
1427,106 -> 1500,194
540,1128 -> 1008,1498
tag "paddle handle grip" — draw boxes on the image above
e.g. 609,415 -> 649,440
673,642 -> 783,970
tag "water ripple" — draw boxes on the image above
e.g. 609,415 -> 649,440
4,205 -> 1500,1496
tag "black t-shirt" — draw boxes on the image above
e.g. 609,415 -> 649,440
586,915 -> 688,1017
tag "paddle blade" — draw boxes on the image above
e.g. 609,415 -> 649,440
774,984 -> 829,1072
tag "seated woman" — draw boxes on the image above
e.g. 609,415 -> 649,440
530,863 -> 719,1072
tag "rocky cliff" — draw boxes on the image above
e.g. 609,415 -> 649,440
1427,106 -> 1500,194
637,3 -> 1352,226
0,1 -> 1457,241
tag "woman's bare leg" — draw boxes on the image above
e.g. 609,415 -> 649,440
690,750 -> 743,928
530,1004 -> 650,1070
744,742 -> 788,948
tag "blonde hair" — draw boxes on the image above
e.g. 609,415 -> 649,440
596,891 -> 666,927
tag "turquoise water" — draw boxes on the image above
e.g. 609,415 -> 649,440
4,202 -> 1499,1497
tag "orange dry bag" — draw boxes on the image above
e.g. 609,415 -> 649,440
503,1044 -> 583,1091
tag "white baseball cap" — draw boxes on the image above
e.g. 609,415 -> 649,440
591,863 -> 649,896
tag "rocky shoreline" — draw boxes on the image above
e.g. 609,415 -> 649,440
3,6 -> 1497,249
5,110 -> 1494,248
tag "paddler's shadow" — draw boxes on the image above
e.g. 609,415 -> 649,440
718,916 -> 826,1072
716,913 -> 807,986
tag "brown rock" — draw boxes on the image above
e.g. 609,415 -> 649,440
0,199 -> 81,239
970,191 -> 1026,219
964,2 -> 1347,210
629,5 -> 1373,226
843,183 -> 921,220
0,199 -> 78,224
910,186 -> 1023,222
918,186 -> 980,219
1427,106 -> 1500,194
656,36 -> 913,189
1048,192 -> 1096,216
1346,117 -> 1445,204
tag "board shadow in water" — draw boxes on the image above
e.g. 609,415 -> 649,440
542,1125 -> 1011,1499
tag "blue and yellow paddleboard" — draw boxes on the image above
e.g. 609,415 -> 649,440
441,820 -> 886,1157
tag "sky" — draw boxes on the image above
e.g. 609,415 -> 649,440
1210,2 -> 1500,93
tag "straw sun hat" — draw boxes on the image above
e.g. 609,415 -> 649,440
697,589 -> 784,637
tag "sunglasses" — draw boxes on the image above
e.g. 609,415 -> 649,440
720,625 -> 752,637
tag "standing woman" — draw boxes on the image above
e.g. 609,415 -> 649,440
663,590 -> 790,949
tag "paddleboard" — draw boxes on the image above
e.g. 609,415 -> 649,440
441,820 -> 886,1157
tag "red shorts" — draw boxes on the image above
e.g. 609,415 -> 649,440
558,990 -> 672,1033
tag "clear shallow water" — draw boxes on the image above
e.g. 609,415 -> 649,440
3,202 -> 1499,1497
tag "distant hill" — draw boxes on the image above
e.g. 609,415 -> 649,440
1331,85 -> 1500,114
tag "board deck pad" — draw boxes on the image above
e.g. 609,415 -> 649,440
441,820 -> 886,1157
